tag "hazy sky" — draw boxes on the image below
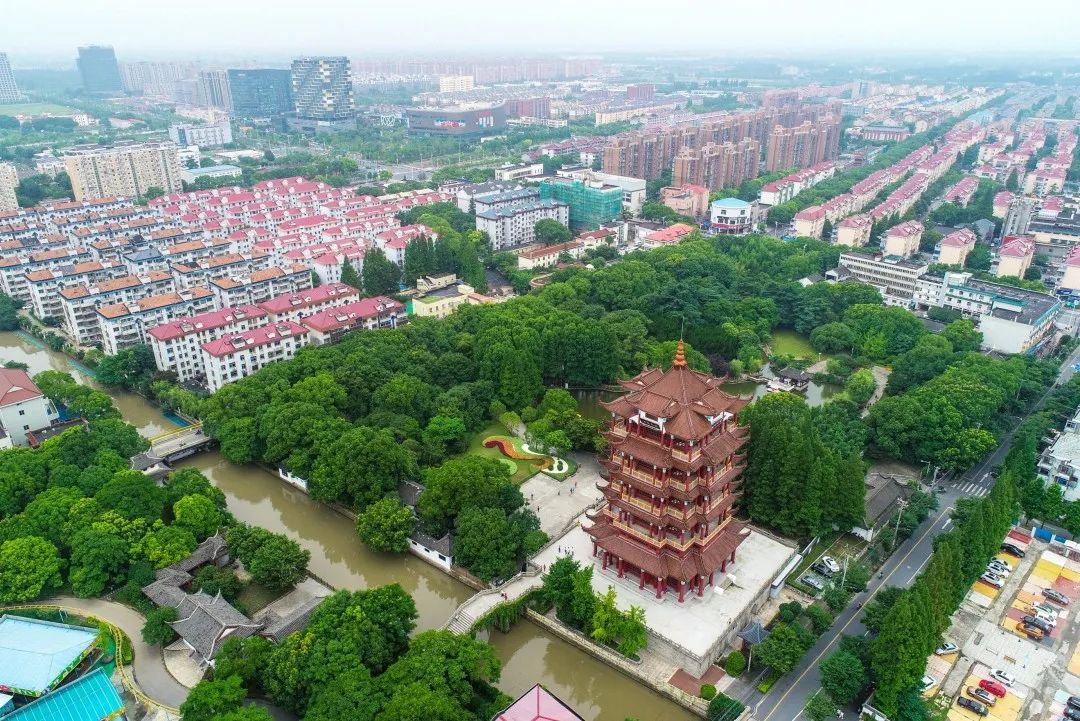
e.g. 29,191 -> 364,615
4,0 -> 1080,64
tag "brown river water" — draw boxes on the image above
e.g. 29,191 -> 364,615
0,331 -> 694,721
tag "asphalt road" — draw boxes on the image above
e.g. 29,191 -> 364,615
750,350 -> 1079,721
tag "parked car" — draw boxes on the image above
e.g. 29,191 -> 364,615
935,642 -> 958,655
987,562 -> 1010,575
820,555 -> 841,573
990,558 -> 1014,572
1016,621 -> 1045,640
1043,588 -> 1070,605
1022,615 -> 1053,633
958,698 -> 989,716
980,573 -> 1004,588
1064,707 -> 1080,721
989,669 -> 1016,687
811,562 -> 835,578
1066,696 -> 1080,711
920,675 -> 940,691
979,679 -> 1008,697
966,687 -> 996,706
1034,602 -> 1060,618
1001,543 -> 1026,558
801,574 -> 825,591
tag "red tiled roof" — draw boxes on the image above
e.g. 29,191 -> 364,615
201,321 -> 309,358
301,296 -> 405,332
0,369 -> 43,407
257,282 -> 359,314
148,305 -> 268,341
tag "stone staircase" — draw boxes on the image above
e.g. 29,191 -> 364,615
446,609 -> 475,634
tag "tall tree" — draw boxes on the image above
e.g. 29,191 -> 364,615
341,259 -> 362,291
362,247 -> 402,296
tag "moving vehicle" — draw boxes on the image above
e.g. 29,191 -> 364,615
1043,588 -> 1070,605
958,698 -> 989,716
1016,621 -> 1045,640
989,669 -> 1016,687
1001,543 -> 1026,558
935,642 -> 958,655
979,679 -> 1007,697
801,574 -> 825,591
966,687 -> 996,706
980,573 -> 1004,588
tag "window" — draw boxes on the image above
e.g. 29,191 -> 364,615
18,409 -> 25,416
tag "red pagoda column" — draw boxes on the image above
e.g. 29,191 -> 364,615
678,581 -> 686,603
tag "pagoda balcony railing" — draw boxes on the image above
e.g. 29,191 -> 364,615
614,460 -> 743,494
616,490 -> 733,524
600,508 -> 732,552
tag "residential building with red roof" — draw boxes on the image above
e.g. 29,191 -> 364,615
257,282 -> 360,323
993,191 -> 1014,219
374,224 -> 436,266
1038,195 -> 1064,220
938,228 -> 977,267
0,246 -> 93,303
942,177 -> 978,207
793,205 -> 825,239
301,296 -> 405,345
201,321 -> 310,392
660,185 -> 710,218
0,369 -> 58,449
1060,246 -> 1080,294
516,240 -> 584,270
883,221 -> 924,259
997,235 -> 1035,279
24,259 -> 126,320
148,305 -> 269,382
1024,168 -> 1066,197
59,271 -> 176,345
210,264 -> 311,308
97,287 -> 217,355
641,222 -> 695,250
836,214 -> 873,248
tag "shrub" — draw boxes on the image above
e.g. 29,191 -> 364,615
757,669 -> 782,693
700,684 -> 717,700
823,584 -> 852,613
707,692 -> 745,721
725,649 -> 747,677
778,600 -> 803,622
804,605 -> 833,635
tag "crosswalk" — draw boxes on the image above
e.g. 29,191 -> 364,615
956,481 -> 989,497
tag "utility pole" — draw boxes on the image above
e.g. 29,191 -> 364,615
840,555 -> 849,590
892,499 -> 908,550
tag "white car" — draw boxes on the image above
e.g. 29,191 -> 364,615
935,642 -> 958,655
980,574 -> 1003,588
989,669 -> 1015,687
988,562 -> 1011,576
990,558 -> 1014,572
820,556 -> 841,574
920,675 -> 940,690
1033,602 -> 1060,619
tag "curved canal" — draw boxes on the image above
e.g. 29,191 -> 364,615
0,332 -> 694,721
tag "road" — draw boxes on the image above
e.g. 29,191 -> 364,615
750,350 -> 1078,721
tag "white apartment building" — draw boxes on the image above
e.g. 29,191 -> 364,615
24,260 -> 126,321
493,163 -> 545,182
201,321 -> 310,392
97,287 -> 217,355
1039,407 -> 1080,502
148,305 -> 268,382
301,296 -> 405,345
555,169 -> 647,216
438,75 -> 474,93
836,214 -> 873,247
0,369 -> 58,448
913,271 -> 1061,354
0,162 -> 18,213
168,122 -> 233,148
256,282 -> 360,323
0,247 -> 94,303
473,188 -> 540,215
59,271 -> 175,345
210,264 -> 311,308
171,251 -> 272,289
831,252 -> 928,307
64,141 -> 183,201
475,199 -> 569,251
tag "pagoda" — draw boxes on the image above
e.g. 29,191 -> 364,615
584,342 -> 750,602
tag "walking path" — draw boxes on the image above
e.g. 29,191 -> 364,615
15,596 -> 191,709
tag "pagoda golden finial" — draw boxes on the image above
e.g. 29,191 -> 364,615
673,339 -> 687,368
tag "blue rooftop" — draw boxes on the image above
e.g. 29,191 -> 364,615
5,668 -> 124,721
0,615 -> 99,696
710,198 -> 751,209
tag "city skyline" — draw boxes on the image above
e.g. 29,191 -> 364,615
3,0 -> 1080,62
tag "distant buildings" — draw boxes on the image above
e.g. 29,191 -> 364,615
0,369 -> 58,448
0,52 -> 22,103
937,228 -> 977,266
475,199 -> 569,250
406,104 -> 506,137
672,139 -> 759,192
539,176 -> 622,230
660,184 -> 710,218
438,75 -> 474,93
997,235 -> 1035,279
198,69 -> 231,110
290,56 -> 355,133
0,162 -> 17,213
882,221 -> 924,259
764,117 -> 841,172
76,45 -> 123,94
181,164 -> 243,185
493,162 -> 545,182
555,168 -> 646,216
832,252 -> 929,307
227,69 -> 293,123
63,140 -> 183,201
169,122 -> 233,147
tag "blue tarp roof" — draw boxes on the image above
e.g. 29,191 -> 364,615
0,615 -> 99,695
5,668 -> 124,721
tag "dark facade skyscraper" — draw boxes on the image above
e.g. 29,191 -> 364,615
227,69 -> 293,121
289,56 -> 354,132
76,45 -> 123,94
0,52 -> 22,103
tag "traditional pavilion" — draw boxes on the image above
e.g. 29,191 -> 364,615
585,341 -> 750,602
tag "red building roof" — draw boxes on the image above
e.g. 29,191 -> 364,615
301,296 -> 405,333
148,305 -> 268,341
201,322 -> 308,358
0,369 -> 43,407
492,684 -> 584,721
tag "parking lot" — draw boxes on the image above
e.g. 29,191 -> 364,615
931,530 -> 1080,721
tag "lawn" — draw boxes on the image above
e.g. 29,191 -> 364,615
0,102 -> 78,116
769,329 -> 818,360
466,421 -> 543,485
